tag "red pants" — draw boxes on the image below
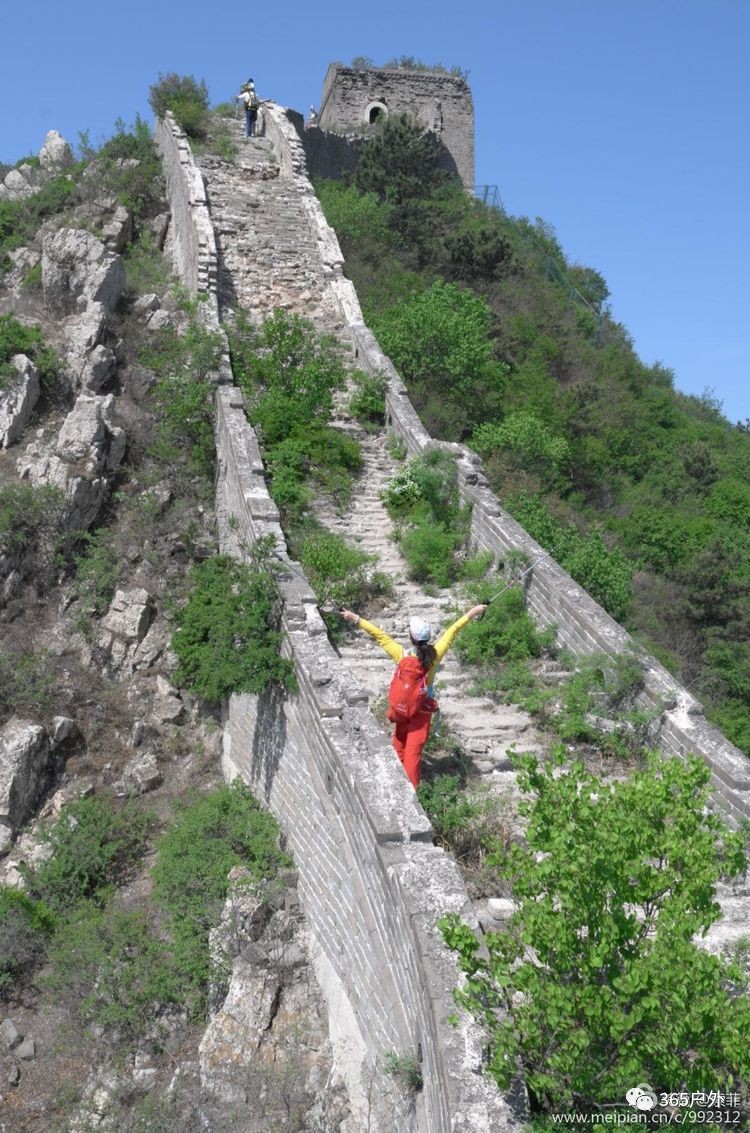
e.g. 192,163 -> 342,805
392,712 -> 432,789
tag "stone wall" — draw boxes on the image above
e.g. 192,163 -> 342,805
266,110 -> 750,830
158,108 -> 514,1132
153,112 -> 231,380
317,64 -> 474,188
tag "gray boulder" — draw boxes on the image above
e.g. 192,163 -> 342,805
101,205 -> 133,253
64,301 -> 106,364
79,344 -> 116,392
114,750 -> 163,797
38,130 -> 74,172
56,393 -> 126,474
0,719 -> 50,855
101,587 -> 154,643
98,587 -> 155,673
42,228 -> 125,316
0,168 -> 34,202
0,355 -> 40,447
17,393 -> 126,532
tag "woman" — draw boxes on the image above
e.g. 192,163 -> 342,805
340,604 -> 487,788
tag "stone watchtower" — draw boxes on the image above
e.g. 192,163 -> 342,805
317,63 -> 474,189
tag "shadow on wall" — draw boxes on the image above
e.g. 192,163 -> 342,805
250,682 -> 289,805
291,109 -> 459,186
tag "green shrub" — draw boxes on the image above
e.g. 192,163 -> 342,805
229,309 -> 362,526
565,532 -> 633,623
72,530 -> 120,615
0,483 -> 68,583
355,113 -> 451,208
417,773 -> 507,872
383,1050 -> 423,1094
0,314 -> 60,386
141,298 -> 223,479
84,117 -> 164,218
0,887 -> 55,997
440,751 -> 750,1111
266,422 -> 362,514
231,308 -> 347,435
0,173 -> 77,272
45,902 -> 181,1037
373,281 -> 508,439
471,412 -> 570,485
171,550 -> 295,702
299,529 -> 393,629
316,181 -> 395,259
505,495 -> 633,622
382,449 -> 480,586
23,796 -> 151,912
148,73 -> 210,139
0,648 -> 56,719
21,262 -> 42,292
123,227 -> 171,294
152,780 -> 291,1012
455,585 -> 556,665
399,516 -> 465,587
348,370 -> 386,431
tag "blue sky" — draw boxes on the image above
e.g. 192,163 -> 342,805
2,0 -> 748,424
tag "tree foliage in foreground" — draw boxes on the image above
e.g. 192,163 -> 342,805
441,752 -> 750,1111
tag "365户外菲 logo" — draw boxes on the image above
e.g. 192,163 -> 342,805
549,1084 -> 745,1125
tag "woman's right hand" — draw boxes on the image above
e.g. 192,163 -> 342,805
340,609 -> 359,624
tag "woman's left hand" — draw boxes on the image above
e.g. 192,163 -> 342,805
467,604 -> 488,620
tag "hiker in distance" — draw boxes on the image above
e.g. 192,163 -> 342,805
339,604 -> 487,789
236,78 -> 260,137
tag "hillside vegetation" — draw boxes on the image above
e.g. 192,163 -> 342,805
316,114 -> 750,754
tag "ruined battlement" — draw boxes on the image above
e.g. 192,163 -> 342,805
317,63 -> 475,188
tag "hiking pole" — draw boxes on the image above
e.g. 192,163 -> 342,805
486,550 -> 554,606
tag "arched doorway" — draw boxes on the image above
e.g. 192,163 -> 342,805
364,101 -> 388,125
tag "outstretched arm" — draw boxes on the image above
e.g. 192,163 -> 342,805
433,604 -> 487,661
339,609 -> 404,663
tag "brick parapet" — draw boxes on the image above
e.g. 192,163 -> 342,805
154,113 -> 232,382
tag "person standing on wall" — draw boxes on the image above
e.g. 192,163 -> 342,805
236,79 -> 260,138
339,604 -> 487,788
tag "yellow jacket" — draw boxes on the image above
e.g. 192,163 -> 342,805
357,613 -> 471,686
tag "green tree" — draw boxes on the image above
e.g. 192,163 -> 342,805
148,73 -> 209,138
355,113 -> 450,207
373,281 -> 507,438
441,752 -> 750,1111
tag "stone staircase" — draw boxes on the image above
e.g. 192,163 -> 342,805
197,116 -> 749,959
197,124 -> 342,329
313,429 -> 543,790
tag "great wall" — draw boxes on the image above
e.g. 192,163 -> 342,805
154,67 -> 750,1132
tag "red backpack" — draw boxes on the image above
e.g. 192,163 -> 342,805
386,655 -> 438,723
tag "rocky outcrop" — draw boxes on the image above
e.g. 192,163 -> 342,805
38,130 -> 74,173
0,354 -> 40,447
42,228 -> 125,317
0,131 -> 73,202
79,343 -> 116,392
199,868 -> 350,1130
0,719 -> 50,855
96,587 -> 155,672
17,392 -> 126,531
